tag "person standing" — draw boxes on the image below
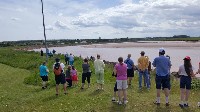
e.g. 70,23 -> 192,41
65,65 -> 72,87
114,57 -> 128,105
94,54 -> 105,90
53,58 -> 67,95
69,53 -> 74,65
145,56 -> 151,88
39,61 -> 49,89
152,48 -> 171,106
71,65 -> 78,87
65,52 -> 69,65
124,54 -> 134,86
40,50 -> 43,56
137,51 -> 150,89
178,56 -> 196,108
81,58 -> 91,89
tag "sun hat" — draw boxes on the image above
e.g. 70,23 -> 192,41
183,56 -> 191,60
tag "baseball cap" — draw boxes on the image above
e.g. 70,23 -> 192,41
159,48 -> 165,53
140,51 -> 145,54
183,56 -> 191,60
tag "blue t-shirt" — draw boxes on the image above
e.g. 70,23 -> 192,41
69,55 -> 74,61
152,55 -> 171,76
39,65 -> 48,76
124,58 -> 134,69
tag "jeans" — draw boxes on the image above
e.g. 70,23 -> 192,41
138,69 -> 150,88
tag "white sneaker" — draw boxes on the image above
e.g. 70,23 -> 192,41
124,100 -> 128,104
112,97 -> 116,102
118,101 -> 122,105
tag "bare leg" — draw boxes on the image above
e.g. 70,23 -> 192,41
185,89 -> 190,103
118,89 -> 122,102
42,81 -> 46,88
180,89 -> 185,103
114,91 -> 117,98
123,89 -> 127,100
129,77 -> 132,85
101,84 -> 103,89
81,83 -> 84,89
156,89 -> 161,103
164,88 -> 169,103
56,84 -> 59,95
63,83 -> 67,94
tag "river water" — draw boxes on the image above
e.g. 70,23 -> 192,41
34,41 -> 200,72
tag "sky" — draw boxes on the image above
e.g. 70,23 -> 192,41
0,0 -> 200,42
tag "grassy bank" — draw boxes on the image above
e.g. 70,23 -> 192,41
0,47 -> 200,112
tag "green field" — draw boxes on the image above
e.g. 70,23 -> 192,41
0,47 -> 200,112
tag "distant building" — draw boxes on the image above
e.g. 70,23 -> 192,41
80,41 -> 87,44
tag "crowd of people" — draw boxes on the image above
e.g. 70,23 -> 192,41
39,48 -> 200,108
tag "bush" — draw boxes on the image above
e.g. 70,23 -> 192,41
191,78 -> 200,90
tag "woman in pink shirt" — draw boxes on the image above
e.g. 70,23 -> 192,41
114,57 -> 128,105
71,66 -> 78,87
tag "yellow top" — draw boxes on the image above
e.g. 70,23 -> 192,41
137,56 -> 149,71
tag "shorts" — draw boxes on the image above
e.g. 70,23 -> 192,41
116,80 -> 128,89
55,73 -> 66,85
162,75 -> 171,90
180,76 -> 191,90
41,76 -> 48,81
114,82 -> 118,92
127,68 -> 134,77
155,75 -> 170,89
72,75 -> 78,81
82,72 -> 91,83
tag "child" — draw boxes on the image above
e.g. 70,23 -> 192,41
66,65 -> 72,87
112,72 -> 118,102
71,65 -> 78,87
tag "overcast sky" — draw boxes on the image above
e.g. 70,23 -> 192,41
0,0 -> 200,42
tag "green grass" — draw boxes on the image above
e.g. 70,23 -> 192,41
0,47 -> 200,112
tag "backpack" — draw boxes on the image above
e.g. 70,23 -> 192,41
54,63 -> 62,75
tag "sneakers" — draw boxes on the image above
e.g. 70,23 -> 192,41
184,103 -> 189,107
179,103 -> 189,108
153,101 -> 160,106
179,104 -> 184,108
166,102 -> 170,106
118,101 -> 122,105
42,87 -> 46,89
112,97 -> 116,102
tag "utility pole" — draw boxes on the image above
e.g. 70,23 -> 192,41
41,0 -> 48,61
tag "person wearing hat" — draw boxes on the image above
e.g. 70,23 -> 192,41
178,56 -> 196,108
152,48 -> 171,106
53,58 -> 67,95
124,54 -> 135,86
137,51 -> 150,89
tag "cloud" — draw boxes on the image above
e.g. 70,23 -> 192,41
45,25 -> 54,31
0,0 -> 200,41
11,17 -> 20,21
54,20 -> 69,29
